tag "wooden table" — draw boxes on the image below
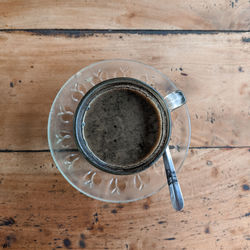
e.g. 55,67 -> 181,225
0,1 -> 249,249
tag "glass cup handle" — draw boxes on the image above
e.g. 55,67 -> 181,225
163,90 -> 186,211
165,90 -> 186,111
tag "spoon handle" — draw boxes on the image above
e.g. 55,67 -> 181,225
163,147 -> 184,211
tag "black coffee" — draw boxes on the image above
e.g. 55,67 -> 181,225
83,87 -> 162,166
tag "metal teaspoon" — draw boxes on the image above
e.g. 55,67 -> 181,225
163,146 -> 184,211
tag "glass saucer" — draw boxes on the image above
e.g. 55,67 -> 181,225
48,59 -> 191,203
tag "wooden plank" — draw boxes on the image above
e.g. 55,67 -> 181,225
0,0 -> 250,30
0,148 -> 249,249
0,31 -> 250,150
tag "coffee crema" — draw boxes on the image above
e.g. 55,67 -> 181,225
83,87 -> 162,167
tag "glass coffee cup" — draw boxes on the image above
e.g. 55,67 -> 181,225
74,77 -> 185,175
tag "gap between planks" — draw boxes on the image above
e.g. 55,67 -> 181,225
0,146 -> 249,153
0,29 -> 250,37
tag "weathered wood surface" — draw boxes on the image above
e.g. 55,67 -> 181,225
0,148 -> 249,249
1,2 -> 250,248
0,0 -> 250,30
0,31 -> 249,150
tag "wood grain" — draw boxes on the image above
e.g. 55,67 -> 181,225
0,0 -> 250,30
0,148 -> 249,249
0,31 -> 249,150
